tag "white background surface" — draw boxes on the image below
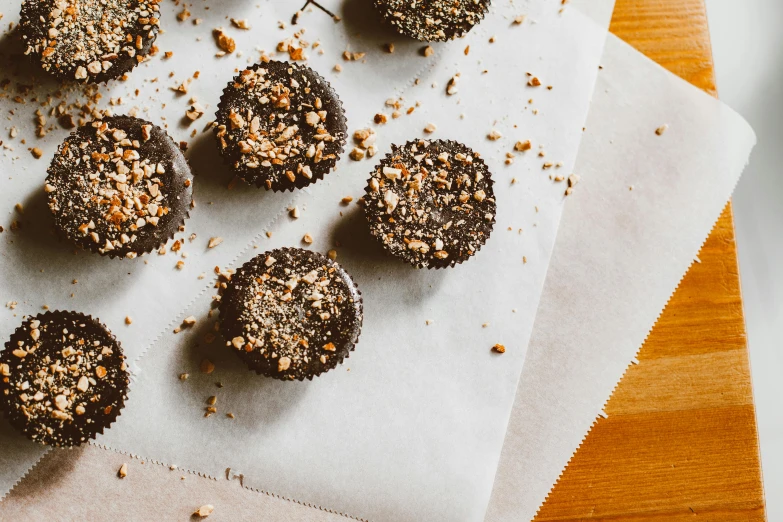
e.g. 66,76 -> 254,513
706,0 -> 783,518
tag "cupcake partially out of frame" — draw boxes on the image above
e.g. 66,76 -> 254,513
46,115 -> 194,259
214,61 -> 348,191
19,0 -> 161,84
363,139 -> 496,269
219,248 -> 363,381
0,311 -> 130,447
373,0 -> 490,42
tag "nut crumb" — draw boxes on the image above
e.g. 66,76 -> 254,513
125,316 -> 133,325
200,359 -> 215,374
194,505 -> 214,518
492,344 -> 506,354
208,237 -> 223,249
231,18 -> 250,30
655,124 -> 668,136
118,463 -> 128,478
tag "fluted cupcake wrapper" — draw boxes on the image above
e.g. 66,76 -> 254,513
45,115 -> 195,260
363,138 -> 497,269
372,0 -> 491,42
213,60 -> 348,192
218,247 -> 364,381
0,310 -> 130,448
17,1 -> 161,86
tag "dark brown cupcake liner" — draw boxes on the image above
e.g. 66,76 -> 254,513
363,138 -> 497,269
372,0 -> 491,42
0,310 -> 130,447
218,247 -> 363,381
45,115 -> 194,259
213,61 -> 348,192
18,0 -> 161,85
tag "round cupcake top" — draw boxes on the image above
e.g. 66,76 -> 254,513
0,311 -> 129,447
19,0 -> 161,83
219,248 -> 363,381
373,0 -> 489,42
46,115 -> 193,258
363,139 -> 496,269
214,61 -> 348,191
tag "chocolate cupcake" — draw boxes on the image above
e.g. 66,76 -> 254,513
214,61 -> 348,191
0,311 -> 129,447
46,115 -> 193,258
373,0 -> 490,42
19,0 -> 161,84
363,139 -> 496,269
219,248 -> 363,381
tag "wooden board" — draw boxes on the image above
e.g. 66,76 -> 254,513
535,1 -> 767,520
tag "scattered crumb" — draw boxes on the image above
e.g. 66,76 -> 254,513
655,124 -> 668,136
231,18 -> 250,30
200,359 -> 215,374
118,463 -> 128,478
492,344 -> 506,354
125,316 -> 133,325
208,237 -> 223,249
194,505 -> 214,518
179,373 -> 189,381
213,28 -> 236,54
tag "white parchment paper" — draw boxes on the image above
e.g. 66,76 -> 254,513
0,0 -> 610,514
487,33 -> 756,521
0,3 -> 758,522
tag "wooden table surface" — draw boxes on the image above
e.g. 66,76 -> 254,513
536,0 -> 767,520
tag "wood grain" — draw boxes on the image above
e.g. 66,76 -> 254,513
535,0 -> 766,520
